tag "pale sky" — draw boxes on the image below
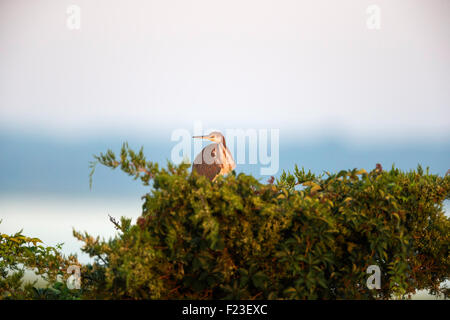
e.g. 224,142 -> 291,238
0,0 -> 449,142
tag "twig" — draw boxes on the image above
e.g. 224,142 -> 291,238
108,214 -> 121,231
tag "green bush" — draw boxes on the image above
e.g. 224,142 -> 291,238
74,144 -> 450,299
0,225 -> 80,299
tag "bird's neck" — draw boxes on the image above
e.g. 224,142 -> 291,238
221,137 -> 227,149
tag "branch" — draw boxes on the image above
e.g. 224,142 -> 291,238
108,214 -> 121,231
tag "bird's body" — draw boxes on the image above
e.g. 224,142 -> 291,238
192,132 -> 235,181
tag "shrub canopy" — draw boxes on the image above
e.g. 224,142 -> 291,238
0,226 -> 79,299
1,143 -> 448,300
74,144 -> 450,299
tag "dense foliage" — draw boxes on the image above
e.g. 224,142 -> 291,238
0,224 -> 80,299
1,143 -> 449,299
76,144 -> 449,299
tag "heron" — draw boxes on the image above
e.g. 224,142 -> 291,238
192,131 -> 236,181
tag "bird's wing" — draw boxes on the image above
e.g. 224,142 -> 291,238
193,144 -> 217,165
192,144 -> 221,181
192,162 -> 221,181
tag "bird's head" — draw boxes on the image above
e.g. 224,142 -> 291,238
192,131 -> 224,144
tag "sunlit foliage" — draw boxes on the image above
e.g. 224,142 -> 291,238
75,144 -> 449,299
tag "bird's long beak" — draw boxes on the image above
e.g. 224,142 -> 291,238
192,135 -> 206,139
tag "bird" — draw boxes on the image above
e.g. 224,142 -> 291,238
192,131 -> 236,181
